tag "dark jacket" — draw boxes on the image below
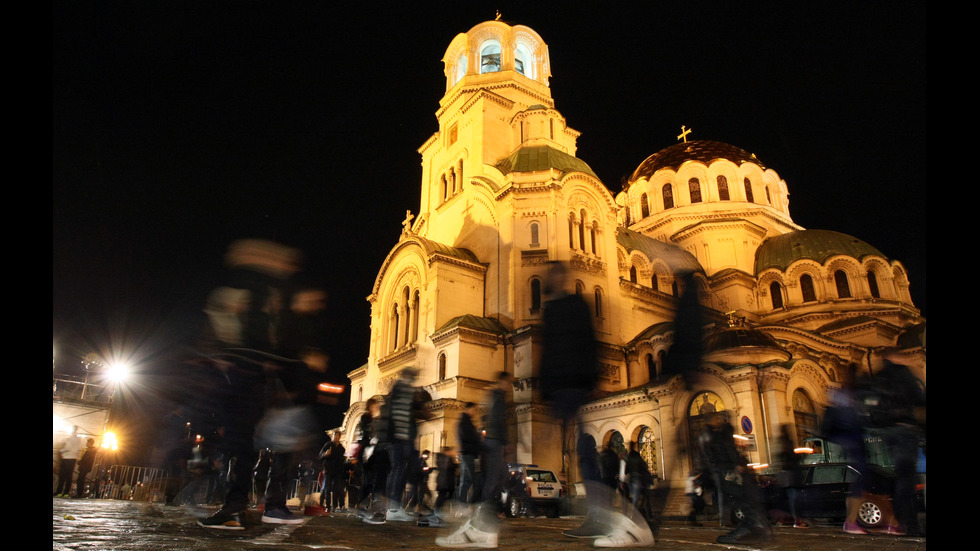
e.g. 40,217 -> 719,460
457,412 -> 482,456
388,377 -> 417,443
626,449 -> 653,486
319,441 -> 346,474
483,388 -> 508,442
699,422 -> 743,476
540,293 -> 598,399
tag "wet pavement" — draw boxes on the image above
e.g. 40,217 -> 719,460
52,498 -> 927,551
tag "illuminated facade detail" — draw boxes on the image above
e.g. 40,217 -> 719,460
342,18 -> 924,517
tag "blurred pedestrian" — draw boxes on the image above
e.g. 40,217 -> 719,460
872,349 -> 926,536
436,370 -> 512,548
774,424 -> 808,528
820,362 -> 872,535
55,426 -> 84,498
74,438 -> 98,498
538,260 -> 654,547
455,401 -> 482,514
599,443 -> 621,508
684,470 -> 704,526
372,365 -> 429,524
352,397 -> 381,516
625,441 -> 654,521
195,239 -> 326,530
700,411 -> 771,544
433,446 -> 458,519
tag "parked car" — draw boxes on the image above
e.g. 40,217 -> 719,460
735,462 -> 922,528
501,463 -> 566,518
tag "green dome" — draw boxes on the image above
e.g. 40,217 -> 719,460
495,144 -> 598,179
754,229 -> 885,273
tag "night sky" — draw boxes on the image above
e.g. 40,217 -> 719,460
53,2 -> 927,447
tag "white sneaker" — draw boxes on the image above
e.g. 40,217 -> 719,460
386,508 -> 415,522
435,520 -> 499,548
593,512 -> 654,548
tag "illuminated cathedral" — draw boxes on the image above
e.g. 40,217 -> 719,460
341,18 -> 925,514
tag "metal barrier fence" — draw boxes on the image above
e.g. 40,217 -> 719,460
93,465 -> 169,502
85,465 -> 322,507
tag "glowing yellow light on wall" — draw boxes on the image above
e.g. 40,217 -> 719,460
102,431 -> 119,451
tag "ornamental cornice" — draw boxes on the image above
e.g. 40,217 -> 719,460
579,387 -> 654,414
427,252 -> 489,273
378,345 -> 418,372
512,402 -> 554,416
673,218 -> 768,241
570,252 -> 606,277
636,208 -> 801,237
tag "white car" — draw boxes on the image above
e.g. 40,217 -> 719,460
501,463 -> 566,518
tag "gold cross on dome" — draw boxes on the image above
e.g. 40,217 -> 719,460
677,125 -> 692,143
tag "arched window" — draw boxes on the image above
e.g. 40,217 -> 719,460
687,391 -> 726,470
410,289 -> 420,343
575,281 -> 585,296
530,278 -> 542,312
450,166 -> 457,194
530,222 -> 540,247
792,389 -> 818,443
401,287 -> 411,348
441,175 -> 448,202
358,385 -> 363,403
579,209 -> 587,252
800,274 -> 817,303
590,222 -> 597,255
770,281 -> 784,309
607,431 -> 626,457
671,279 -> 679,296
717,175 -> 730,200
640,193 -> 650,217
389,303 -> 400,353
651,273 -> 659,291
663,183 -> 674,209
689,178 -> 702,203
454,52 -> 468,84
438,353 -> 447,381
568,215 -> 575,249
765,186 -> 772,205
515,44 -> 534,78
867,271 -> 880,299
629,266 -> 638,283
480,41 -> 501,73
645,353 -> 656,380
834,270 -> 851,299
743,178 -> 754,203
594,288 -> 603,318
638,426 -> 657,478
457,159 -> 464,191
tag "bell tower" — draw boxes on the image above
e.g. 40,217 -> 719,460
417,20 -> 585,243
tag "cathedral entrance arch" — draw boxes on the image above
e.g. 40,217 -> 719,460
686,391 -> 726,470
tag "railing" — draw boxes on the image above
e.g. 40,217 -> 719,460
91,465 -> 169,502
53,376 -> 114,405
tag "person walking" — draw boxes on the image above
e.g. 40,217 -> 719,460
74,438 -> 98,498
538,261 -> 654,548
684,470 -> 705,526
436,370 -> 513,548
55,426 -> 84,498
455,401 -> 482,514
195,239 -> 326,531
624,442 -> 653,521
379,366 -> 428,523
774,424 -> 808,528
700,411 -> 771,544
